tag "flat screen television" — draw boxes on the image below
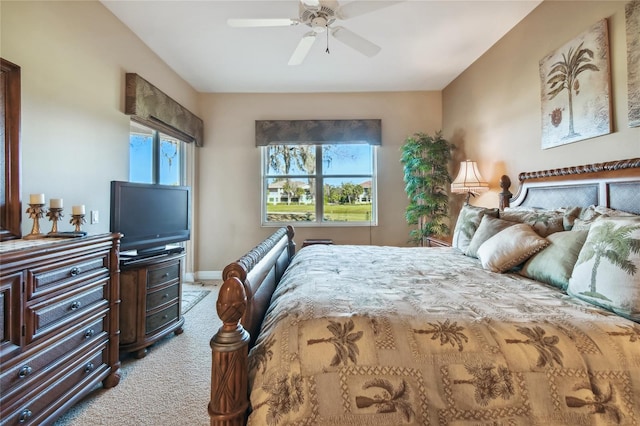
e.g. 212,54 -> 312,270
110,181 -> 191,256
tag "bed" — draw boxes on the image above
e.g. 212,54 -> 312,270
209,158 -> 640,426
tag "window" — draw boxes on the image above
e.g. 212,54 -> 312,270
262,143 -> 377,226
129,121 -> 185,185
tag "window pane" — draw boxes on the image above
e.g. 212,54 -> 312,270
265,177 -> 316,222
323,177 -> 373,223
159,135 -> 181,185
129,127 -> 153,183
266,145 -> 315,175
262,144 -> 376,226
322,144 -> 372,175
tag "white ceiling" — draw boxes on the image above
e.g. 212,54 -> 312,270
101,0 -> 542,93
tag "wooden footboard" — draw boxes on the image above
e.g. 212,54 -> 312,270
209,226 -> 295,426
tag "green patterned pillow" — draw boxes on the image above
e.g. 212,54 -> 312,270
572,205 -> 636,231
567,217 -> 640,322
500,208 -> 564,237
466,215 -> 517,259
452,205 -> 499,252
520,230 -> 588,290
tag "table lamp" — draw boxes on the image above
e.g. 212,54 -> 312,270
451,160 -> 489,204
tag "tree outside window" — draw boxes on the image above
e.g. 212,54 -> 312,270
129,121 -> 185,186
262,143 -> 376,226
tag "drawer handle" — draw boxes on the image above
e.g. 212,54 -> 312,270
162,314 -> 168,320
162,293 -> 169,299
70,301 -> 82,311
18,409 -> 32,423
161,272 -> 169,278
70,267 -> 81,276
84,362 -> 95,373
84,329 -> 95,339
18,365 -> 33,379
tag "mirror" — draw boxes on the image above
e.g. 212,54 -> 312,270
1,58 -> 22,241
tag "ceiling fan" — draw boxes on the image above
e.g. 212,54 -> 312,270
228,0 -> 403,66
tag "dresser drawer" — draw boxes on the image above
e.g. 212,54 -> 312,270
146,283 -> 179,312
28,253 -> 109,300
147,262 -> 180,290
1,271 -> 22,359
145,303 -> 179,334
0,314 -> 106,400
26,281 -> 108,344
2,346 -> 107,426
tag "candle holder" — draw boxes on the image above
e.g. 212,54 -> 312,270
46,207 -> 64,234
24,203 -> 46,240
70,214 -> 87,235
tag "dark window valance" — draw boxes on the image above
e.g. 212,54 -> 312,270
255,119 -> 381,146
125,73 -> 204,147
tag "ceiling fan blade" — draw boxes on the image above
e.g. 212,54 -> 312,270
331,26 -> 380,57
227,18 -> 298,28
336,1 -> 405,20
288,32 -> 318,65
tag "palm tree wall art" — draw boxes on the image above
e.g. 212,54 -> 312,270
627,0 -> 640,128
539,19 -> 612,149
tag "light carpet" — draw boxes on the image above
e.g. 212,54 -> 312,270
182,289 -> 211,315
54,281 -> 222,426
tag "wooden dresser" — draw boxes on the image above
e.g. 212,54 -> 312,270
119,252 -> 185,358
0,233 -> 121,425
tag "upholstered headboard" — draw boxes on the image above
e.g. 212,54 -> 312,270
500,158 -> 640,214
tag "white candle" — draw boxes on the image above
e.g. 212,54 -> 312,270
30,193 -> 45,204
50,198 -> 63,208
72,205 -> 85,215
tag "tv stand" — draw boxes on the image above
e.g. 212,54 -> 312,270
119,251 -> 185,358
120,246 -> 185,265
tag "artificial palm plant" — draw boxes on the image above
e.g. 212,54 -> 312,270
400,131 -> 453,246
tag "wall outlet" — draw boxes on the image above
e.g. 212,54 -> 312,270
91,210 -> 99,224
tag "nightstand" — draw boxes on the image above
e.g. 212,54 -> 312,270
302,239 -> 334,248
426,235 -> 452,247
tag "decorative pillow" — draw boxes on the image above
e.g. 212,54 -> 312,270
477,224 -> 550,273
452,205 -> 499,252
520,230 -> 588,290
561,206 -> 582,230
567,217 -> 640,322
500,208 -> 564,237
572,205 -> 637,231
465,215 -> 516,258
593,205 -> 637,216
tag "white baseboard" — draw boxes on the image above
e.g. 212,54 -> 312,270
191,271 -> 223,281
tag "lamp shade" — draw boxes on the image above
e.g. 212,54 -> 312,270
451,160 -> 489,195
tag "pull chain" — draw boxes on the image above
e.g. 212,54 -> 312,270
325,26 -> 330,54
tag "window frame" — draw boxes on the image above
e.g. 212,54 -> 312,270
261,144 -> 378,227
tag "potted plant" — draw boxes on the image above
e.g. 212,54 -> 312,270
400,131 -> 454,246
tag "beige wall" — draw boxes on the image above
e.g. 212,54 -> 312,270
1,0 -> 200,238
2,1 -> 201,275
443,0 -> 640,209
196,92 -> 442,272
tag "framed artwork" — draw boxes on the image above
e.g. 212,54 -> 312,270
539,19 -> 612,149
627,0 -> 640,128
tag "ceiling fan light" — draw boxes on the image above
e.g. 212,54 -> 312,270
301,0 -> 321,10
311,16 -> 327,33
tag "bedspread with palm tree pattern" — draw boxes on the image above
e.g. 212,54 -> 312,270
247,245 -> 640,426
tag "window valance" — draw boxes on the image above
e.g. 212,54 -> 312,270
125,73 -> 204,147
255,119 -> 381,146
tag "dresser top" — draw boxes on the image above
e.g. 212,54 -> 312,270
0,237 -> 69,253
